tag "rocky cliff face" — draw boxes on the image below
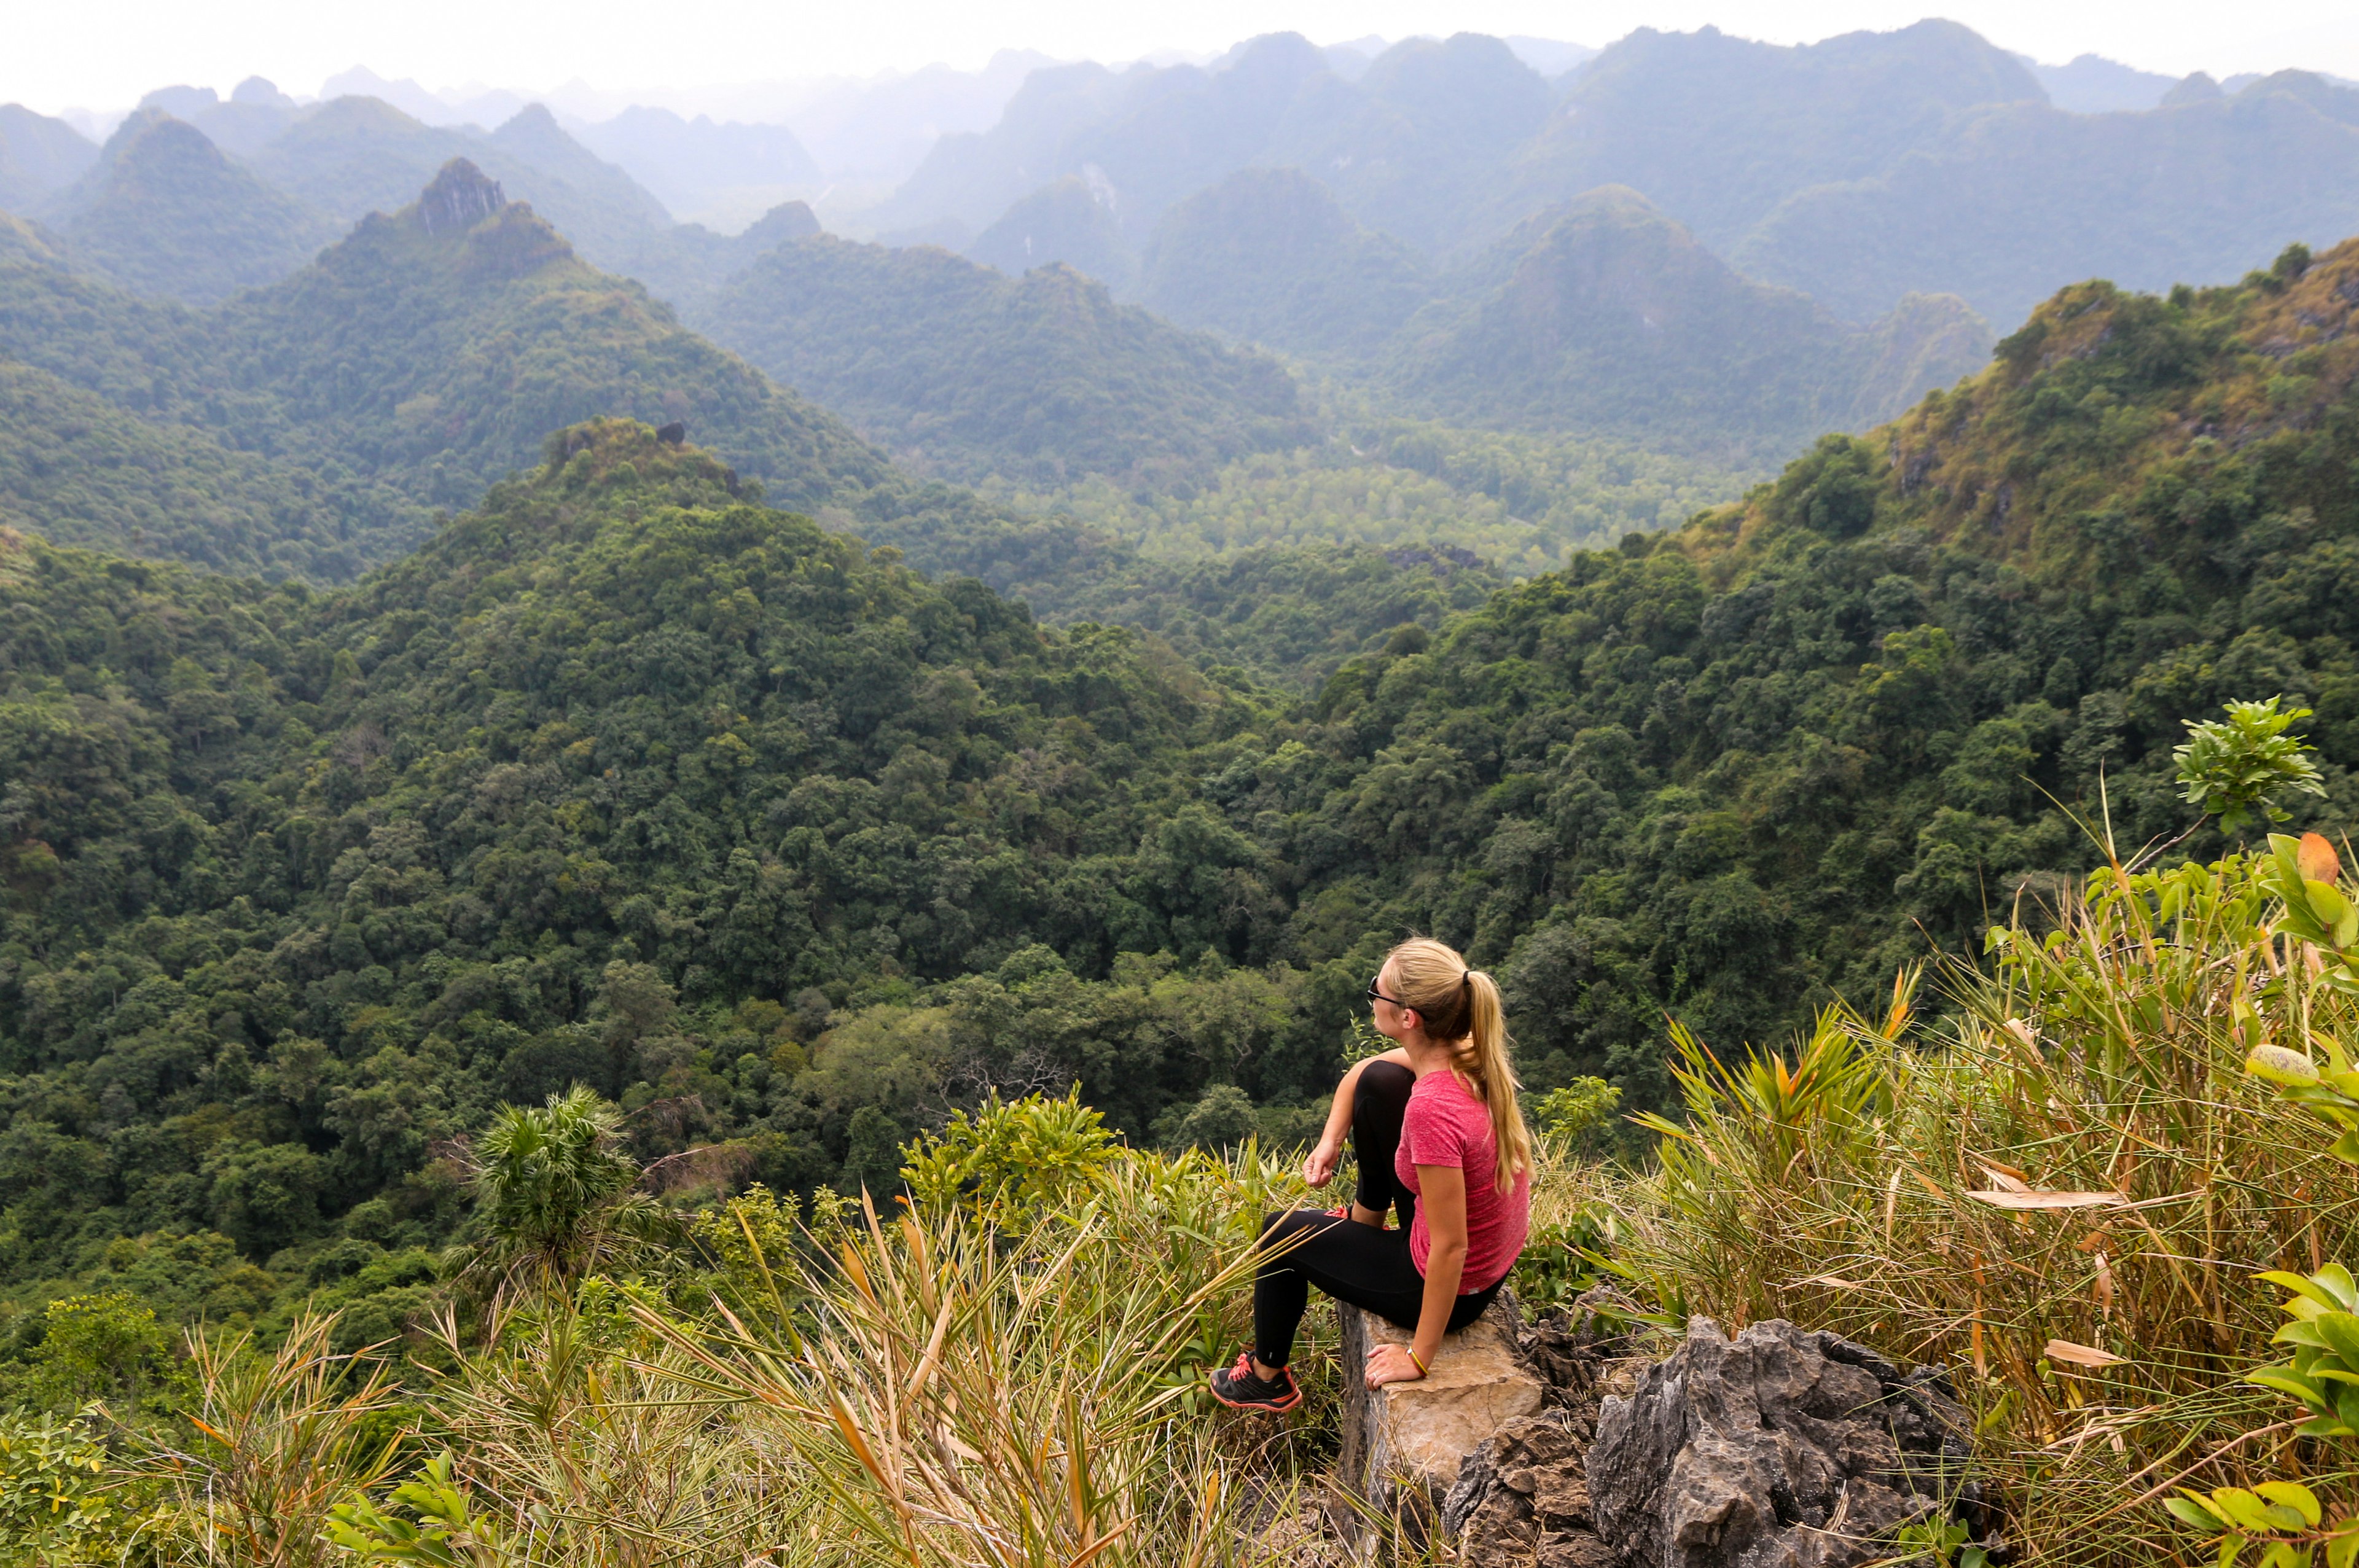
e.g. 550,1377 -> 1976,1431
417,158 -> 506,236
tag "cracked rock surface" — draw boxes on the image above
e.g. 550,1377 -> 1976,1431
1585,1317 -> 1979,1568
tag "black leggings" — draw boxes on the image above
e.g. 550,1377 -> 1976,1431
1251,1060 -> 1500,1367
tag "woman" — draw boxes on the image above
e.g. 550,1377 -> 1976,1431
1210,937 -> 1533,1412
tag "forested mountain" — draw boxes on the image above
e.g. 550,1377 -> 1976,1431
690,234 -> 1314,485
873,31 -> 1557,254
1490,21 -> 2043,254
1388,189 -> 1989,461
568,107 -> 821,228
0,105 -> 96,211
38,110 -> 340,305
7,243 -> 2359,1327
1138,168 -> 1433,356
967,176 -> 1135,295
0,93 -> 684,296
1140,181 -> 1986,462
0,359 -> 351,575
0,159 -> 886,568
1735,73 -> 2359,325
870,21 -> 2359,348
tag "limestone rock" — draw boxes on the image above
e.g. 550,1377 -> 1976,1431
1587,1317 -> 1977,1568
1336,1293 -> 1547,1546
417,159 -> 507,237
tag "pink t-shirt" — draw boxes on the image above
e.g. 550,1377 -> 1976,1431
1395,1069 -> 1531,1292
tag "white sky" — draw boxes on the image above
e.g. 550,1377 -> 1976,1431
9,0 -> 2356,115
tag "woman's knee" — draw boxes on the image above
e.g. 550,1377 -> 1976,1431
1356,1059 -> 1414,1127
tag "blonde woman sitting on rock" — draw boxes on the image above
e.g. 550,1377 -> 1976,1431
1210,936 -> 1533,1412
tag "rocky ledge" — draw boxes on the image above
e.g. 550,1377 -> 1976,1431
1332,1293 -> 1993,1568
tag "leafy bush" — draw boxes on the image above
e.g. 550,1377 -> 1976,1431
899,1090 -> 1120,1227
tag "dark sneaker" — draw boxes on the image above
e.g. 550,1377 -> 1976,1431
1209,1351 -> 1302,1413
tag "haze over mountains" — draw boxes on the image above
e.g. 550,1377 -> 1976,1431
5,14 -> 2359,579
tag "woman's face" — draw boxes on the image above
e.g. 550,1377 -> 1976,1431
1371,958 -> 1416,1043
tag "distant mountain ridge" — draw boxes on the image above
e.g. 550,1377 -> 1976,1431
691,233 -> 1314,486
888,21 -> 2359,342
40,109 -> 342,303
1390,189 -> 1989,462
0,157 -> 890,571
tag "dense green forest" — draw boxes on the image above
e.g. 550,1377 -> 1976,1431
0,360 -> 353,577
0,159 -> 891,566
692,234 -> 1313,486
7,240 -> 2359,1348
40,110 -> 340,305
1385,188 -> 1989,462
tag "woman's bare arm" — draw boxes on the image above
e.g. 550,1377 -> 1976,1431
1407,1161 -> 1468,1370
1364,1161 -> 1468,1387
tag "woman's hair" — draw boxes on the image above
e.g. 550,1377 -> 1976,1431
1385,936 -> 1531,1194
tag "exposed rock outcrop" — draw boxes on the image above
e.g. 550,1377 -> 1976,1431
1443,1285 -> 1640,1566
1586,1317 -> 1980,1568
417,159 -> 506,236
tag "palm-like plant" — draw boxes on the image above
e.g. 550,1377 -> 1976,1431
457,1088 -> 667,1301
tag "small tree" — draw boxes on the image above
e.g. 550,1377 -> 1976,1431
2173,697 -> 2326,837
456,1087 -> 662,1300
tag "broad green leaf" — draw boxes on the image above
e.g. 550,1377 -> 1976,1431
2261,1270 -> 2349,1313
2326,1521 -> 2359,1568
2215,1489 -> 2284,1533
2249,1368 -> 2329,1405
2173,1496 -> 2231,1530
2250,1046 -> 2323,1086
2256,1483 -> 2323,1528
2314,1313 -> 2359,1363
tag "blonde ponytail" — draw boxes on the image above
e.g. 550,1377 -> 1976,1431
1382,937 -> 1533,1194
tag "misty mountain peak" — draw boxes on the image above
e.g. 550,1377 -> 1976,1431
417,158 -> 506,235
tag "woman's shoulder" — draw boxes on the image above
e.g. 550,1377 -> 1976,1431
1407,1068 -> 1485,1120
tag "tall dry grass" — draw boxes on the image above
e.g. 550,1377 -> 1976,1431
1600,849 -> 2359,1563
136,1141 -> 1410,1567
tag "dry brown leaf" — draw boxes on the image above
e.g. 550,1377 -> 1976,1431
1976,1164 -> 2032,1193
2299,832 -> 2341,885
1965,1189 -> 2129,1210
2045,1338 -> 2128,1368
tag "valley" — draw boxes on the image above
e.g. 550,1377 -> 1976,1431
2,17 -> 2358,1566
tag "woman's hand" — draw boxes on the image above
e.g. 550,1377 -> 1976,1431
1301,1139 -> 1342,1188
1364,1342 -> 1427,1388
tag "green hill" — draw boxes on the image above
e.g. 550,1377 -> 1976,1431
0,357 -> 354,577
0,104 -> 97,211
967,175 -> 1135,292
1493,21 -> 2044,253
0,158 -> 889,568
1734,71 -> 2359,326
692,234 -> 1313,485
1260,32 -> 1556,255
1388,188 -> 1991,462
245,97 -> 674,275
1137,167 -> 1432,356
41,111 -> 342,305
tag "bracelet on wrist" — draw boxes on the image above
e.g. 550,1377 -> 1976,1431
1408,1348 -> 1430,1376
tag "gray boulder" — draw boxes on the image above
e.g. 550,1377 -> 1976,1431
1586,1317 -> 1977,1568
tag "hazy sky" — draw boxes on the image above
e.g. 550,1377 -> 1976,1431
10,0 -> 2354,114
